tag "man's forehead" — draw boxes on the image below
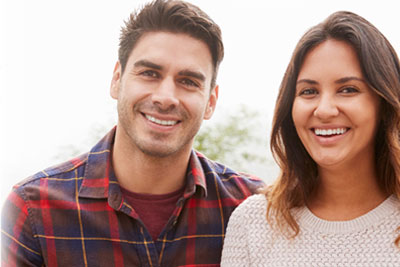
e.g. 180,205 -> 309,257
127,32 -> 213,75
129,31 -> 213,64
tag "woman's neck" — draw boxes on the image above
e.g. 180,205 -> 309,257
307,160 -> 389,221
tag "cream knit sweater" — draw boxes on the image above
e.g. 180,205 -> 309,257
221,194 -> 400,266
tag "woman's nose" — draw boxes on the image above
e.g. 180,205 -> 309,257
313,94 -> 339,120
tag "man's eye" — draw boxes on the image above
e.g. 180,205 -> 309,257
140,70 -> 159,78
180,78 -> 199,88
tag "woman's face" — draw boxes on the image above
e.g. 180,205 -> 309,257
292,39 -> 380,170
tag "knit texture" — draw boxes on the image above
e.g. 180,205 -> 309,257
221,194 -> 400,266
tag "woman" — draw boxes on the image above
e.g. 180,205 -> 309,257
221,11 -> 400,266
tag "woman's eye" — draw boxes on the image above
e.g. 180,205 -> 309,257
299,88 -> 317,96
340,87 -> 359,94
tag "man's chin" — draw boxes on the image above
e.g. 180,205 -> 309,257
137,143 -> 181,158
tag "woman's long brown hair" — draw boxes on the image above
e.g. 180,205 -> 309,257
267,11 -> 400,245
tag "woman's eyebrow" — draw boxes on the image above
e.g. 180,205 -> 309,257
335,76 -> 365,84
296,79 -> 319,85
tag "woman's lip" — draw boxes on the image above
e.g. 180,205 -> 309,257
311,127 -> 350,145
312,127 -> 350,136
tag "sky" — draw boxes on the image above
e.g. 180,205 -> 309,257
1,0 -> 400,206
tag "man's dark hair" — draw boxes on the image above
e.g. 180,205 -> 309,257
118,0 -> 224,88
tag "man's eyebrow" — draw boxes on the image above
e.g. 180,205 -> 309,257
296,79 -> 319,85
335,76 -> 365,84
133,60 -> 162,70
178,70 -> 206,82
132,61 -> 205,82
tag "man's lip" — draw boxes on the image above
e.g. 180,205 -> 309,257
141,112 -> 181,121
141,112 -> 181,126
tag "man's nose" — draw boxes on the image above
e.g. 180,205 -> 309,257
151,77 -> 179,111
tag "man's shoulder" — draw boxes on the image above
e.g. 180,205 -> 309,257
13,128 -> 116,195
13,153 -> 89,193
196,151 -> 265,195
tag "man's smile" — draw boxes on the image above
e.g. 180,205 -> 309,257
144,114 -> 180,126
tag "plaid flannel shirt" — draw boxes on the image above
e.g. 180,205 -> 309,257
1,127 -> 264,266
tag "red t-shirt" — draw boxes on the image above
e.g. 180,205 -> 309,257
120,186 -> 185,241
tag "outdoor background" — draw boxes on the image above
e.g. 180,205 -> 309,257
1,0 -> 400,207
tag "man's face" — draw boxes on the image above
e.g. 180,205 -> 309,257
111,32 -> 217,158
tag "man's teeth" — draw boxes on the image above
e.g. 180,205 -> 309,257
145,115 -> 178,126
314,128 -> 347,136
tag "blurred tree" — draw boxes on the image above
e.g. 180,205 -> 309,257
194,105 -> 268,173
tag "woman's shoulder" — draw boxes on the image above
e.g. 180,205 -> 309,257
240,193 -> 267,208
232,193 -> 268,219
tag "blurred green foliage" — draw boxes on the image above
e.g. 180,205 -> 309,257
194,106 -> 267,172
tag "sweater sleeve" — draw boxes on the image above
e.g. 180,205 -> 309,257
221,198 -> 251,266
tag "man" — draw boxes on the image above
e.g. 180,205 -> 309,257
1,0 -> 263,266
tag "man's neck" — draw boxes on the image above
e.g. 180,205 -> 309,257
111,133 -> 191,195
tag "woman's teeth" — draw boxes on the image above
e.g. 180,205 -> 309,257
314,128 -> 347,136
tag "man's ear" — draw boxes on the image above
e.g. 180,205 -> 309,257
110,61 -> 122,99
204,85 -> 219,120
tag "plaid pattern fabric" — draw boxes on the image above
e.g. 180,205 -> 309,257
1,127 -> 264,267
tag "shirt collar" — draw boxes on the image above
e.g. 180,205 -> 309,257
78,127 -> 208,200
183,150 -> 208,198
78,127 -> 116,199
